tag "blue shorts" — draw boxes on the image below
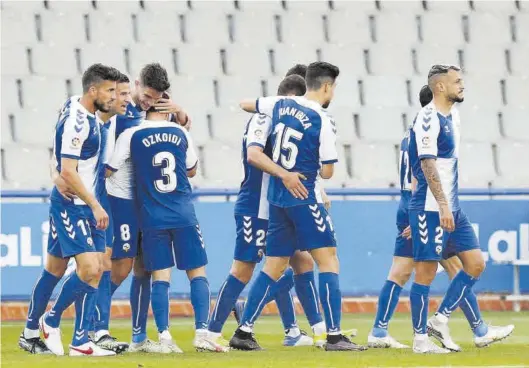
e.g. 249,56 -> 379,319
266,204 -> 336,257
394,223 -> 413,258
100,191 -> 114,247
142,225 -> 208,272
234,215 -> 267,263
48,201 -> 105,258
108,195 -> 140,260
409,209 -> 480,262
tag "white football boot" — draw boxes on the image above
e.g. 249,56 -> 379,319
194,330 -> 229,352
159,330 -> 184,353
474,324 -> 515,348
128,339 -> 172,354
427,315 -> 462,352
368,333 -> 409,349
413,334 -> 451,354
69,341 -> 116,356
39,315 -> 64,356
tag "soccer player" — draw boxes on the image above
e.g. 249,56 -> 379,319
369,85 -> 514,349
22,64 -> 120,356
208,75 -> 316,349
407,65 -> 513,354
229,62 -> 366,352
106,106 -> 226,353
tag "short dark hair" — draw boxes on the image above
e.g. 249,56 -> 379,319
305,62 -> 340,90
419,85 -> 433,107
82,63 -> 121,93
277,75 -> 306,96
139,63 -> 170,92
285,64 -> 307,79
427,64 -> 461,80
117,72 -> 130,84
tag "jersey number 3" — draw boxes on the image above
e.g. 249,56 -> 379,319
153,151 -> 177,193
272,123 -> 303,170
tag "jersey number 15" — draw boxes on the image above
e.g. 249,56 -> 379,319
272,123 -> 303,170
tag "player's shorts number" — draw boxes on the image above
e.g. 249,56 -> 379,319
153,151 -> 177,193
120,224 -> 131,241
256,229 -> 266,246
77,219 -> 90,236
272,123 -> 303,169
435,226 -> 443,244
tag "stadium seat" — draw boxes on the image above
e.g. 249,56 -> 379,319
458,142 -> 496,188
270,44 -> 319,76
170,76 -> 216,113
461,76 -> 503,108
237,0 -> 284,11
420,13 -> 465,46
88,11 -> 135,46
188,0 -> 236,12
323,143 -> 351,188
424,0 -> 471,13
505,76 -> 529,107
1,77 -> 20,114
472,0 -> 518,13
136,11 -> 182,44
414,45 -> 460,75
3,145 -> 52,189
40,11 -> 87,47
462,46 -> 508,76
326,106 -> 358,144
330,1 -> 377,12
407,76 -> 429,108
283,0 -> 331,11
201,143 -> 243,187
79,45 -> 127,75
509,45 -> 529,76
357,107 -> 407,143
367,45 -> 414,77
1,113 -> 14,146
209,108 -> 250,146
327,12 -> 372,45
331,75 -> 361,110
379,0 -> 425,12
186,109 -> 212,146
233,10 -> 280,47
1,46 -> 30,76
175,45 -> 223,77
0,11 -> 38,47
225,44 -> 272,78
319,44 -> 365,77
93,0 -> 141,13
467,13 -> 513,45
143,0 -> 189,12
20,76 -> 68,110
515,14 -> 529,45
501,107 -> 529,141
127,45 -> 175,77
1,0 -> 45,12
457,105 -> 502,143
46,0 -> 95,12
350,142 -> 398,188
361,76 -> 409,108
29,44 -> 79,77
12,108 -> 57,147
494,141 -> 529,187
216,76 -> 263,109
279,12 -> 326,45
182,12 -> 232,46
373,14 -> 420,45
264,76 -> 283,96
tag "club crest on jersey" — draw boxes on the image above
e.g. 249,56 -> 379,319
70,137 -> 81,148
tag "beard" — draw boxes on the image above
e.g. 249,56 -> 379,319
94,98 -> 111,113
449,94 -> 464,103
322,100 -> 331,109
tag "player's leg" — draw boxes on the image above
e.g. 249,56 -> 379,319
408,210 -> 449,354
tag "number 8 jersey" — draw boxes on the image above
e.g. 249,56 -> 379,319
107,120 -> 199,230
256,96 -> 338,207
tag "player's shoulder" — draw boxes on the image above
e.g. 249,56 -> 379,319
414,102 -> 440,130
63,97 -> 91,128
249,113 -> 271,126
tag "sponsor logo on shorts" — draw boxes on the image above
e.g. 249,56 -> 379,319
123,243 -> 130,252
87,237 -> 93,246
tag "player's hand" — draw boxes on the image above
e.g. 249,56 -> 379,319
54,175 -> 76,200
321,189 -> 331,210
92,204 -> 109,230
154,98 -> 184,114
401,225 -> 412,240
282,172 -> 308,200
439,205 -> 455,232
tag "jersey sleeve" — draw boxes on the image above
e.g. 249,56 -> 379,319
414,107 -> 440,159
319,114 -> 338,164
255,96 -> 283,118
184,129 -> 198,170
59,114 -> 90,159
103,116 -> 117,165
246,114 -> 272,149
106,128 -> 133,173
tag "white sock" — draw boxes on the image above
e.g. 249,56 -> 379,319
311,321 -> 326,336
94,330 -> 109,341
208,331 -> 221,339
24,328 -> 39,339
240,325 -> 252,333
285,327 -> 301,337
159,330 -> 172,340
414,333 -> 428,341
195,328 -> 208,338
434,313 -> 449,324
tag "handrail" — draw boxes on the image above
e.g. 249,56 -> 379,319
2,188 -> 529,198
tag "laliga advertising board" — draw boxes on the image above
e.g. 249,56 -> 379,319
1,199 -> 528,299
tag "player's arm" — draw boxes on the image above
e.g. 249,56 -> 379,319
415,112 -> 455,232
184,129 -> 199,178
105,128 -> 133,178
154,95 -> 189,126
319,115 -> 338,180
50,152 -> 75,200
240,96 -> 285,116
411,175 -> 418,192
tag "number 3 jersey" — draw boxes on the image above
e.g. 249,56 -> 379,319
107,120 -> 199,230
255,96 -> 338,207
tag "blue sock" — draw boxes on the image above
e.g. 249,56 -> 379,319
208,274 -> 246,333
294,271 -> 323,327
240,272 -> 276,329
110,281 -> 119,297
46,272 -> 89,328
191,276 -> 210,330
265,268 -> 294,304
275,290 -> 297,330
459,289 -> 488,337
438,271 -> 478,318
26,270 -> 61,330
130,275 -> 151,343
71,286 -> 97,346
410,282 -> 430,334
319,272 -> 342,333
151,280 -> 170,333
93,271 -> 111,332
372,280 -> 403,337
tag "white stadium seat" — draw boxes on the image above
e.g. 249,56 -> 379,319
420,13 -> 465,46
80,45 -> 127,75
175,45 -> 224,77
186,110 -> 212,147
1,77 -> 20,114
225,44 -> 272,78
237,0 -> 284,12
325,106 -> 358,143
280,12 -> 326,45
505,76 -> 529,108
216,76 -> 263,109
94,0 -> 141,13
458,142 -> 496,188
461,76 -> 503,109
29,44 -> 79,77
3,145 -> 52,189
88,11 -> 135,46
509,46 -> 529,76
501,107 -> 529,141
233,11 -> 279,47
424,0 -> 471,13
201,143 -> 243,187
20,76 -> 68,110
350,142 -> 398,188
209,108 -> 251,146
40,11 -> 87,47
46,0 -> 96,12
323,143 -> 351,188
170,76 -> 217,115
1,0 -> 45,12
516,14 -> 529,45
319,44 -> 365,77
468,13 -> 513,45
0,11 -> 38,47
361,76 -> 409,108
1,114 -> 14,146
127,45 -> 175,78
270,44 -> 319,76
1,46 -> 30,76
414,45 -> 460,76
143,0 -> 189,12
367,45 -> 414,77
379,0 -> 425,12
12,108 -> 57,148
187,0 -> 237,12
472,0 -> 518,13
374,14 -> 419,46
357,107 -> 407,143
182,12 -> 232,46
330,1 -> 377,13
331,75 -> 362,110
284,0 -> 331,12
457,105 -> 502,143
327,12 -> 372,45
136,11 -> 182,44
494,141 -> 529,187
462,46 -> 508,76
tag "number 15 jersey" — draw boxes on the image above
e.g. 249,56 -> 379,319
256,96 -> 338,207
107,120 -> 199,230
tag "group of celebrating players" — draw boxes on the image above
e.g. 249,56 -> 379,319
18,59 -> 514,357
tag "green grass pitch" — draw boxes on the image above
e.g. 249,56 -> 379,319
2,312 -> 528,367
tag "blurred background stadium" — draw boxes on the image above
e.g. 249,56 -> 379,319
1,0 -> 528,316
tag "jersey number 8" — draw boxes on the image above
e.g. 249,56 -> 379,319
272,123 -> 303,170
153,151 -> 177,193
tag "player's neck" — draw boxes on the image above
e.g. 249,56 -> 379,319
304,91 -> 325,107
432,96 -> 454,116
79,95 -> 97,114
98,111 -> 116,123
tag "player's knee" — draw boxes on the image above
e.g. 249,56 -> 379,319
263,257 -> 289,280
78,260 -> 102,283
290,251 -> 314,275
186,266 -> 206,281
230,262 -> 254,284
465,258 -> 486,278
388,269 -> 412,287
312,248 -> 339,273
45,256 -> 68,278
111,260 -> 133,285
414,262 -> 437,285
